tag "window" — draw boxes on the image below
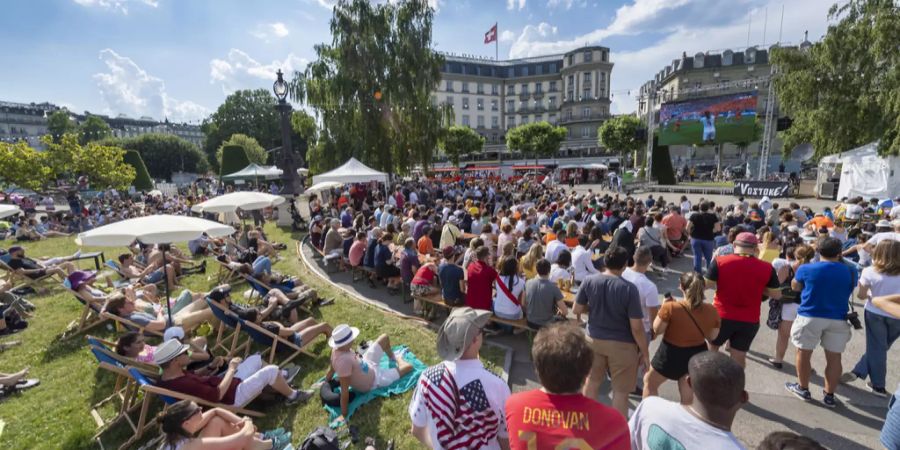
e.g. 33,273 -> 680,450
567,54 -> 573,66
521,116 -> 529,124
491,116 -> 499,128
491,99 -> 498,111
583,51 -> 593,62
477,115 -> 485,128
477,83 -> 484,94
548,96 -> 557,108
522,66 -> 529,76
462,115 -> 470,126
549,113 -> 557,124
476,98 -> 484,110
582,126 -> 590,138
506,99 -> 515,112
519,100 -> 527,110
431,95 -> 437,105
583,72 -> 592,83
565,109 -> 573,121
535,83 -> 543,94
582,107 -> 591,119
534,114 -> 543,122
446,96 -> 454,106
567,75 -> 575,100
549,63 -> 557,73
521,83 -> 529,94
445,80 -> 454,91
601,50 -> 607,62
508,116 -> 516,128
583,86 -> 592,99
492,84 -> 499,95
549,81 -> 557,92
462,97 -> 469,110
533,99 -> 542,110
507,85 -> 515,95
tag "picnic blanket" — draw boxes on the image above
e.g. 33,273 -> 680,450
322,345 -> 425,426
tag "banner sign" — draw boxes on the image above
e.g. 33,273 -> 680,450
733,179 -> 792,198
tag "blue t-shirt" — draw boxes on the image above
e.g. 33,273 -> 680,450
374,244 -> 392,269
364,238 -> 378,267
795,261 -> 856,320
438,262 -> 465,303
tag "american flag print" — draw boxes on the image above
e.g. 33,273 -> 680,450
421,364 -> 501,449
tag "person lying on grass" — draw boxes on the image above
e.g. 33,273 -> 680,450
325,324 -> 413,426
158,400 -> 291,450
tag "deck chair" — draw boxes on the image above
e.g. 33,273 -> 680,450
213,258 -> 242,285
236,317 -> 315,368
239,273 -> 315,316
99,308 -> 165,338
1,254 -> 57,292
205,298 -> 251,360
62,281 -> 109,338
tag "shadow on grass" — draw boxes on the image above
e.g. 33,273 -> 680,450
41,331 -> 91,363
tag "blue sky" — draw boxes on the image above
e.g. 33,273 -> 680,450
0,0 -> 832,122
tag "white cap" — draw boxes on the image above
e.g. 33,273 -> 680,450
163,326 -> 185,342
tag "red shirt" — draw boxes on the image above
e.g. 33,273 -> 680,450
506,390 -> 629,450
159,372 -> 240,405
708,254 -> 779,323
412,265 -> 436,286
466,260 -> 497,311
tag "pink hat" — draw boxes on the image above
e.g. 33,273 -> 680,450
734,232 -> 759,247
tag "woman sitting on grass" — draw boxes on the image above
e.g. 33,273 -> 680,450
158,400 -> 290,450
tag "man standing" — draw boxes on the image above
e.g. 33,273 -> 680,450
506,323 -> 629,449
574,247 -> 649,417
409,307 -> 511,450
661,205 -> 688,256
623,247 -> 660,391
785,237 -> 856,408
706,232 -> 781,367
687,201 -> 720,274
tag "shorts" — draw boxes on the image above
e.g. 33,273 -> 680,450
791,315 -> 851,353
361,343 -> 400,391
781,303 -> 799,321
710,319 -> 760,352
651,340 -> 708,380
586,336 -> 639,393
411,283 -> 433,297
27,269 -> 47,280
232,354 -> 280,406
143,269 -> 165,284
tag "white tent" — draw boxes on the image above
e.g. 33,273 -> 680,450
818,142 -> 900,200
222,164 -> 284,181
311,157 -> 389,185
191,192 -> 285,214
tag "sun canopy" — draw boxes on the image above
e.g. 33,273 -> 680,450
222,164 -> 284,181
191,192 -> 285,214
306,181 -> 344,194
0,204 -> 22,219
75,215 -> 235,247
311,158 -> 388,185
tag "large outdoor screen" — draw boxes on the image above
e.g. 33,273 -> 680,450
657,91 -> 759,146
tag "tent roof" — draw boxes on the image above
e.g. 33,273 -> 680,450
312,157 -> 388,185
222,163 -> 284,180
819,141 -> 879,164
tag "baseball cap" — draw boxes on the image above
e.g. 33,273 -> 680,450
442,246 -> 458,260
437,307 -> 492,361
734,232 -> 759,247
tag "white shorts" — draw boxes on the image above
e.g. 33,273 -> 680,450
781,303 -> 799,321
791,315 -> 851,353
362,343 -> 400,391
232,354 -> 280,407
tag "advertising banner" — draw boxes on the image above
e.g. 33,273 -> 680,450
733,179 -> 792,198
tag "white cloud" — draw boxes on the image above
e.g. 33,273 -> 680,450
499,30 -> 517,43
251,22 -> 290,42
72,0 -> 157,14
209,49 -> 308,95
506,0 -> 526,11
93,49 -> 209,122
547,0 -> 581,9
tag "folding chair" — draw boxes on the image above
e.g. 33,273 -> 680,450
63,282 -> 109,338
99,309 -> 165,338
239,273 -> 314,316
213,259 -> 241,285
235,317 -> 315,368
205,298 -> 251,360
1,254 -> 57,292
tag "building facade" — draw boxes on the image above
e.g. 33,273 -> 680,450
434,45 -> 613,158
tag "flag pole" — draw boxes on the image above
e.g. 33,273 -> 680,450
495,22 -> 499,61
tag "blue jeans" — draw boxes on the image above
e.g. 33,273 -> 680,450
252,256 -> 272,276
883,387 -> 900,450
852,310 -> 900,389
690,238 -> 714,274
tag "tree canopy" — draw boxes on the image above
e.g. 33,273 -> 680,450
201,89 -> 280,170
440,126 -> 484,167
598,115 -> 643,167
216,133 -> 267,168
99,133 -> 209,181
506,122 -> 568,161
78,115 -> 112,144
289,0 -> 446,174
771,0 -> 900,158
46,110 -> 76,141
123,150 -> 154,191
219,144 -> 251,178
291,110 -> 318,168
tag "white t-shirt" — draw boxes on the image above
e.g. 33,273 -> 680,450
869,231 -> 900,247
844,204 -> 863,220
629,396 -> 746,450
571,245 -> 598,282
549,264 -> 572,283
545,240 -> 567,263
622,268 -> 661,332
859,267 -> 900,317
493,275 -> 525,318
890,205 -> 900,220
409,360 -> 511,450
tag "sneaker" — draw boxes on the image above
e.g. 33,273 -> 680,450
285,389 -> 313,405
283,365 -> 301,385
785,382 -> 811,401
767,358 -> 784,370
866,381 -> 889,398
839,372 -> 859,384
822,391 -> 837,408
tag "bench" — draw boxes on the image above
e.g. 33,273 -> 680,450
413,293 -> 536,333
351,265 -> 376,283
309,243 -> 342,273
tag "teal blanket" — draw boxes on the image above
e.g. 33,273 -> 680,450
322,345 -> 425,426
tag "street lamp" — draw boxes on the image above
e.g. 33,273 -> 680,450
273,69 -> 302,196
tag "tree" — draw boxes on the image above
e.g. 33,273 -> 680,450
598,115 -> 644,169
291,110 -> 318,168
290,0 -> 446,174
219,144 -> 251,178
216,133 -> 267,168
99,134 -> 209,181
506,122 -> 568,163
440,126 -> 484,167
771,0 -> 900,158
78,115 -> 112,145
46,110 -> 76,141
123,150 -> 154,191
0,141 -> 53,191
201,89 -> 280,170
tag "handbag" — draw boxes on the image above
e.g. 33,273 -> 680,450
680,302 -> 710,345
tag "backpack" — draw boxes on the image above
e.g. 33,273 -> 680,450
299,426 -> 340,450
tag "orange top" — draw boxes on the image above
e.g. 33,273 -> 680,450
417,235 -> 434,256
565,237 -> 579,248
543,232 -> 557,245
658,300 -> 720,347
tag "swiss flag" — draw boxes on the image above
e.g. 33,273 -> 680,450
484,23 -> 497,44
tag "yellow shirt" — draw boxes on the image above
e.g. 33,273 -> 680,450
520,256 -> 537,279
759,246 -> 779,263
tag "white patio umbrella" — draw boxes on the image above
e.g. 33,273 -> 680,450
190,192 -> 285,214
0,204 -> 22,219
306,181 -> 343,194
75,215 -> 235,324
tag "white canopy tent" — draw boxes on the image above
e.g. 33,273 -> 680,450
818,142 -> 900,200
311,157 -> 389,185
222,164 -> 284,181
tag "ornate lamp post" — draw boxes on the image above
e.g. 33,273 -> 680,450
273,69 -> 302,195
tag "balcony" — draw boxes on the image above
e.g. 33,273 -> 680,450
519,93 -> 530,101
548,86 -> 559,93
532,91 -> 544,100
563,95 -> 609,105
558,112 -> 610,125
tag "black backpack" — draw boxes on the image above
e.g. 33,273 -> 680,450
300,427 -> 340,450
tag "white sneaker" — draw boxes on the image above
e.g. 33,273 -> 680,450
73,249 -> 82,258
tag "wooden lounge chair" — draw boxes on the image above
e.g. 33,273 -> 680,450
235,317 -> 315,368
205,298 -> 251,360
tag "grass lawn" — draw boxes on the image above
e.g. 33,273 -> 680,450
0,225 -> 506,449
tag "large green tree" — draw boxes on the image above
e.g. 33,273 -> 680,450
46,110 -> 76,141
598,115 -> 644,168
506,122 -> 568,163
440,126 -> 484,168
99,134 -> 209,181
291,110 -> 318,169
289,0 -> 446,174
78,115 -> 112,145
216,133 -> 267,168
201,89 -> 280,170
772,0 -> 900,158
